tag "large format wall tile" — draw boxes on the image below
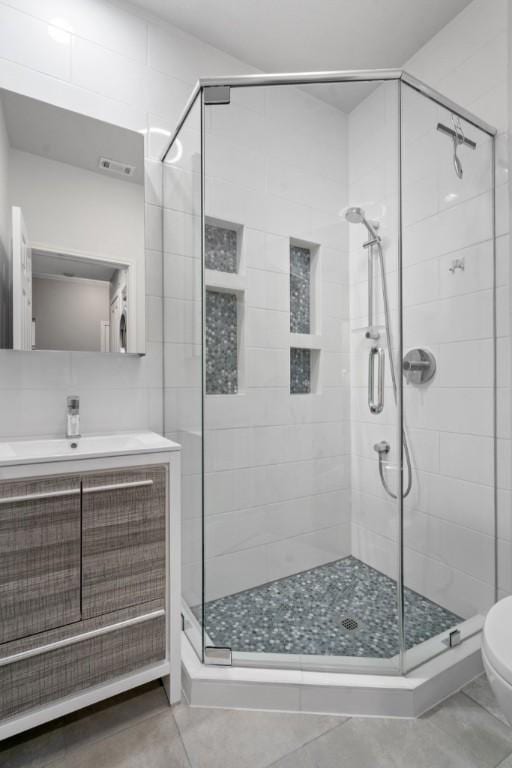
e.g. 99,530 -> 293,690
349,0 -> 510,617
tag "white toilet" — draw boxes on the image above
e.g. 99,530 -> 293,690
482,595 -> 512,725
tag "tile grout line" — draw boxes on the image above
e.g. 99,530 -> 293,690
430,689 -> 512,766
459,687 -> 512,730
495,751 -> 512,768
171,711 -> 195,768
65,709 -> 173,767
61,705 -> 184,768
13,687 -> 172,768
263,716 -> 352,768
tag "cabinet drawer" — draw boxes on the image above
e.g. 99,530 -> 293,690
0,475 -> 81,644
81,466 -> 166,618
0,614 -> 166,720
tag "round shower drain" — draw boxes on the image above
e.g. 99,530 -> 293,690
340,617 -> 359,631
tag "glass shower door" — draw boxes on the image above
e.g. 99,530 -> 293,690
162,94 -> 204,660
400,82 -> 496,671
200,79 -> 403,673
165,71 -> 498,679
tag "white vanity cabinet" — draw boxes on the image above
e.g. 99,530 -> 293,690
0,434 -> 181,740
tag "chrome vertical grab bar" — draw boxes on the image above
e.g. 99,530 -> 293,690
368,346 -> 385,414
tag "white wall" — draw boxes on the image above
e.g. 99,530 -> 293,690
0,0 -> 509,626
0,97 -> 10,347
161,0 -> 510,612
165,84 -> 352,604
404,0 -> 511,611
0,0 -> 353,611
347,80 -> 402,589
349,0 -> 509,618
9,148 -> 144,264
32,276 -> 109,352
0,0 -> 257,439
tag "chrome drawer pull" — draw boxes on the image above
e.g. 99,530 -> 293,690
83,479 -> 154,494
0,609 -> 165,667
0,488 -> 80,505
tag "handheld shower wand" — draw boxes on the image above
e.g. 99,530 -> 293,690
345,207 -> 380,341
345,206 -> 380,243
345,207 -> 412,499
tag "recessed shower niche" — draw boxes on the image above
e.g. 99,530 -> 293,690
204,218 -> 244,395
290,346 -> 321,394
289,240 -> 321,394
162,71 -> 496,704
290,244 -> 312,334
205,221 -> 238,273
205,289 -> 238,394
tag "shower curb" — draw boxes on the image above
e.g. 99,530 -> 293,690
181,633 -> 483,718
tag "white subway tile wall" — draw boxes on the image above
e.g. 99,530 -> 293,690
348,79 -> 403,599
164,81 -> 352,603
202,86 -> 352,602
349,0 -> 509,618
403,1 -> 508,615
0,0 -> 259,443
0,0 -> 509,627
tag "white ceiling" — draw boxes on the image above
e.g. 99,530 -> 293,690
32,250 -> 118,282
1,89 -> 144,183
126,0 -> 473,109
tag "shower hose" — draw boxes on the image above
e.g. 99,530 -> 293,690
372,239 -> 412,500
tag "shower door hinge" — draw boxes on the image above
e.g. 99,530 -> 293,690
204,85 -> 231,105
448,629 -> 462,648
204,645 -> 232,666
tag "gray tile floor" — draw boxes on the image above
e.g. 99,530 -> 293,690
200,556 -> 461,657
1,675 -> 511,768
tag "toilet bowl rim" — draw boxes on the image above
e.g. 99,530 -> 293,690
482,640 -> 512,689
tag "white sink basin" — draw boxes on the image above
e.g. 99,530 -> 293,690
0,432 -> 179,466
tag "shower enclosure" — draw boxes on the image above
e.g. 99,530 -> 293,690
162,70 -> 496,677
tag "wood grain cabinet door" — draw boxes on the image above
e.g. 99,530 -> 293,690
81,466 -> 166,618
0,475 -> 81,644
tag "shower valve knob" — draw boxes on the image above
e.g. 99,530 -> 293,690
403,360 -> 430,372
402,349 -> 436,385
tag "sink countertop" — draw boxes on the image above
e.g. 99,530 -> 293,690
0,431 -> 180,467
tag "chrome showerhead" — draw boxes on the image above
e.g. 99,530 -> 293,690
345,206 -> 365,224
344,206 -> 380,242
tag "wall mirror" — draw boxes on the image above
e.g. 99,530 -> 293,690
0,88 -> 145,355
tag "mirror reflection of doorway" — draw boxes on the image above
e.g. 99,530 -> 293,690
27,244 -> 129,353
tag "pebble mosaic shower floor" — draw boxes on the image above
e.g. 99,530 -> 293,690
198,556 -> 461,657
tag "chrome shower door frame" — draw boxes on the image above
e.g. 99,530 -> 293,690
162,69 -> 497,678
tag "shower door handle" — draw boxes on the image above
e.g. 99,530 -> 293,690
368,346 -> 384,414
